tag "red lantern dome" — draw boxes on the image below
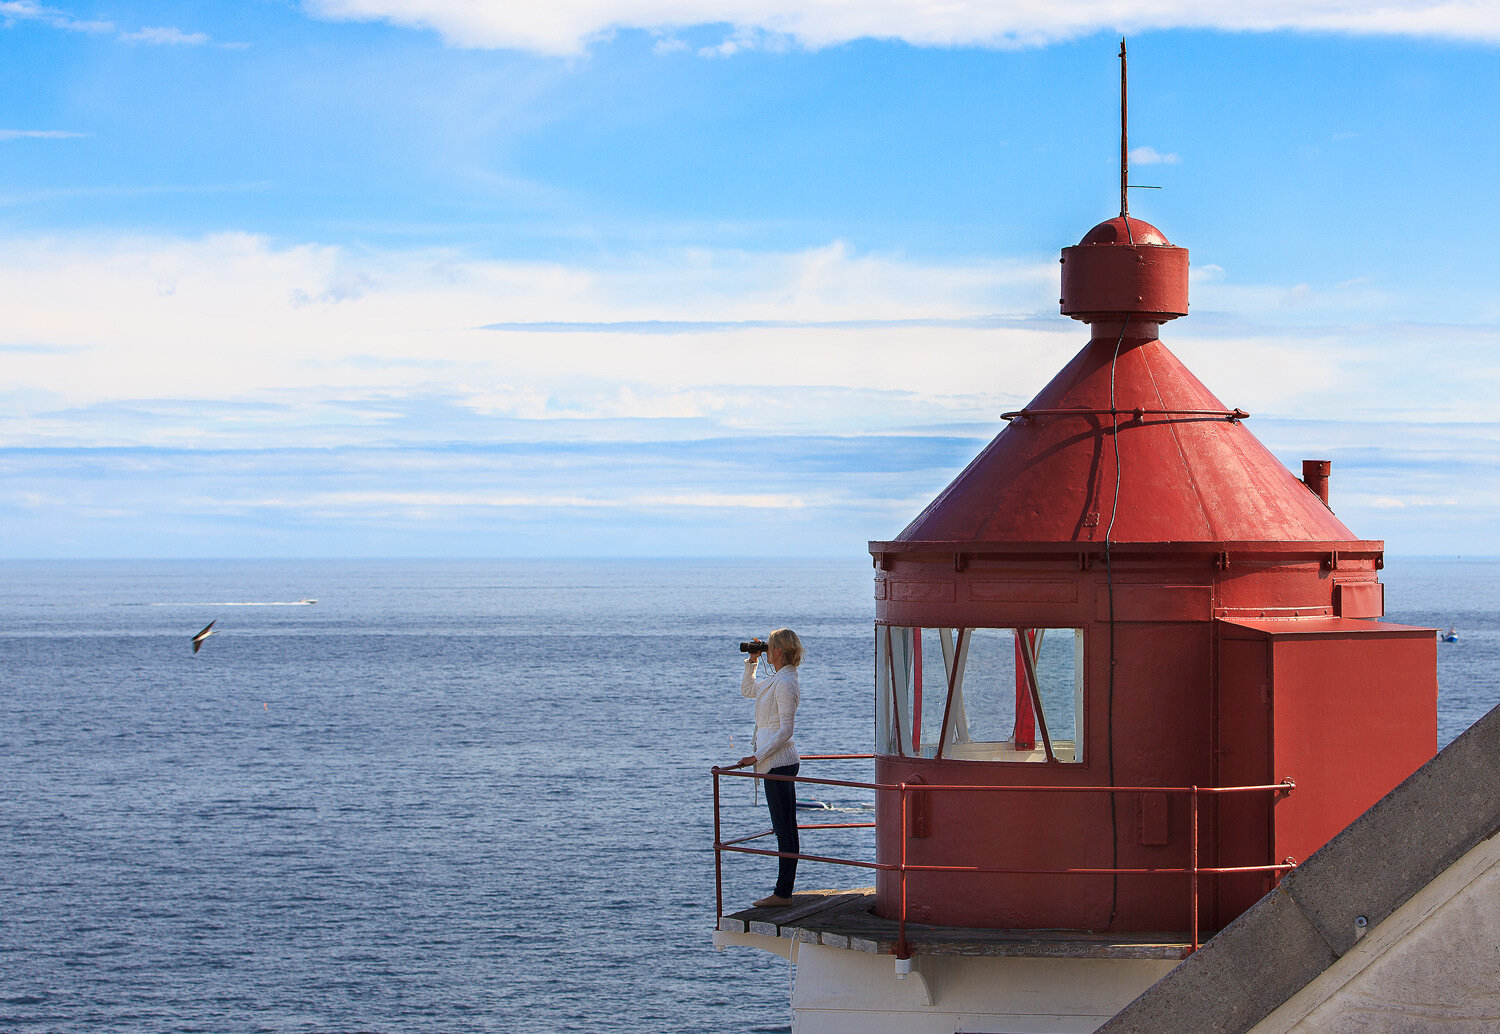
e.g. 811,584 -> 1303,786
1060,216 -> 1188,322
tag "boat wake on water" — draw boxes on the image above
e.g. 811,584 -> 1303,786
148,599 -> 318,607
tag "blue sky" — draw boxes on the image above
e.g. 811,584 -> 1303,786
2,1 -> 1498,557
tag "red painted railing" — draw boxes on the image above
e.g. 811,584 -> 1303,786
710,754 -> 1295,957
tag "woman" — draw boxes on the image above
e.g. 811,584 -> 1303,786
738,627 -> 803,908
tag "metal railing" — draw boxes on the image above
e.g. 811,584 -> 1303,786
711,754 -> 1296,956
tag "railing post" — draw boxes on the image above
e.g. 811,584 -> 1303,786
898,782 -> 910,960
1190,785 -> 1199,953
713,768 -> 723,928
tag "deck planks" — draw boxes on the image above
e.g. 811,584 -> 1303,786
720,888 -> 1192,959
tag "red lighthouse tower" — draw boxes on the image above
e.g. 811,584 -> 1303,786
867,204 -> 1437,938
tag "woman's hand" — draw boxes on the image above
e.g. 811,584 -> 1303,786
738,755 -> 758,768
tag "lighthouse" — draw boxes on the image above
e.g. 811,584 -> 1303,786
865,202 -> 1437,939
711,48 -> 1439,1034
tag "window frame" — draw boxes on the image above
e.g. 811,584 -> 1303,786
876,623 -> 1086,764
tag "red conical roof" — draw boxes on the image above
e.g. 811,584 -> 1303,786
894,331 -> 1358,547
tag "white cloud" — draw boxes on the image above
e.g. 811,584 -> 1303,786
1188,267 -> 1389,320
0,3 -> 213,42
1354,493 -> 1461,509
1,229 -> 1497,461
301,0 -> 1500,55
696,25 -> 783,56
1129,145 -> 1179,165
0,231 -> 1066,447
218,489 -> 810,510
0,129 -> 87,140
0,0 -> 110,33
120,25 -> 211,45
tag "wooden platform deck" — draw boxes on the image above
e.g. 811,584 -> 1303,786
718,889 -> 1193,960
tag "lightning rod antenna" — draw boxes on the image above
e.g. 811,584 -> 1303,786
1119,38 -> 1128,218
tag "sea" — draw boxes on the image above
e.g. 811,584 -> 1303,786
1,557 -> 1495,1033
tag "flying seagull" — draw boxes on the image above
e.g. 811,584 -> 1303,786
192,620 -> 219,653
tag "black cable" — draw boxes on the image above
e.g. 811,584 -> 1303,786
1104,313 -> 1130,928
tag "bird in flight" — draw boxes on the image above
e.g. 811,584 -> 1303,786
192,620 -> 219,653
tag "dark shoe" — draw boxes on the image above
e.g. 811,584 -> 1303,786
754,894 -> 794,908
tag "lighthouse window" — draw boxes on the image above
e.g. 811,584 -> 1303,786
876,626 -> 1083,763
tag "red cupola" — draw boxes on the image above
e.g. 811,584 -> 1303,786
1060,215 -> 1188,322
867,208 -> 1438,937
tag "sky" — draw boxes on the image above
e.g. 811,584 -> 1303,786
1,1 -> 1498,558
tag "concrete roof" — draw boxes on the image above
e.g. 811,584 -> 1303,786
1097,699 -> 1500,1034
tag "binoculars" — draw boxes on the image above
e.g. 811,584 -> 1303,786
739,640 -> 769,653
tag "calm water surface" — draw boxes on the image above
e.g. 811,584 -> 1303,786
0,557 -> 1494,1032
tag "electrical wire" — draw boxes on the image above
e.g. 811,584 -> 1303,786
1104,311 -> 1130,927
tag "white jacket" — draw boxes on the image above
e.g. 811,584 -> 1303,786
741,657 -> 800,772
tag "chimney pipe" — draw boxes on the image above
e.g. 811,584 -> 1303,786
1302,459 -> 1331,508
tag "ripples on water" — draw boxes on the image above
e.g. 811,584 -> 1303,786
0,557 -> 1494,1032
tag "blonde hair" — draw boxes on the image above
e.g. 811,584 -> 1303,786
768,628 -> 804,668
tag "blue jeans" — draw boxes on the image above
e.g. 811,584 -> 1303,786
765,763 -> 800,897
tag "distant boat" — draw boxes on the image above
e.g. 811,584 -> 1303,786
796,799 -> 830,811
1441,628 -> 1459,642
299,598 -> 318,605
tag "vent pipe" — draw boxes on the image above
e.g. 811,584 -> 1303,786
1302,459 -> 1331,508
